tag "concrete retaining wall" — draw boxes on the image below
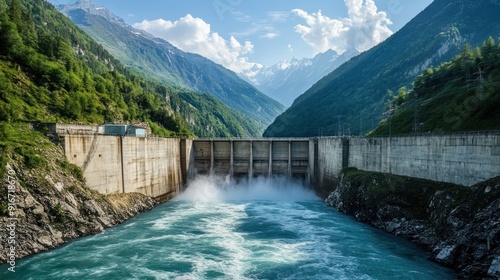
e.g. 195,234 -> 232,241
253,141 -> 271,176
122,137 -> 182,198
64,135 -> 123,194
63,135 -> 185,198
315,138 -> 344,195
348,133 -> 500,186
314,132 -> 500,191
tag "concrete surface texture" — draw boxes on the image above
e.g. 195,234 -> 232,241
347,133 -> 500,186
63,135 -> 185,199
62,132 -> 500,198
192,140 -> 312,180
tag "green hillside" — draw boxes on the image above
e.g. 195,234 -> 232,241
370,38 -> 500,135
264,0 -> 500,137
0,0 -> 259,138
58,2 -> 284,131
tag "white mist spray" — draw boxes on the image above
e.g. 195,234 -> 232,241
175,176 -> 319,202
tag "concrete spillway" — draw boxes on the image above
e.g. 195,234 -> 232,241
192,139 -> 313,181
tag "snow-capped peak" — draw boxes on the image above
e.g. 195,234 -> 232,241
240,48 -> 358,107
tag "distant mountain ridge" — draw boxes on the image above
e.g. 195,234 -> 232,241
0,0 -> 262,138
264,0 -> 500,137
242,49 -> 359,107
59,0 -> 129,29
58,0 -> 284,132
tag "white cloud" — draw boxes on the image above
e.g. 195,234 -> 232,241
293,0 -> 393,55
231,21 -> 278,39
261,32 -> 279,39
230,12 -> 285,40
231,11 -> 252,23
133,14 -> 260,73
288,44 -> 294,51
266,11 -> 289,22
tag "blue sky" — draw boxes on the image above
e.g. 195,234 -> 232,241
49,0 -> 433,72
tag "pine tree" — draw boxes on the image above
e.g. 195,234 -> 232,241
480,36 -> 496,69
0,20 -> 23,57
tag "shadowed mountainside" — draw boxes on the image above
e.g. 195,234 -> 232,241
264,0 -> 500,137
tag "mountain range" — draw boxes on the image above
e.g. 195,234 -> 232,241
242,49 -> 359,107
0,0 -> 267,138
264,0 -> 500,137
57,0 -> 284,133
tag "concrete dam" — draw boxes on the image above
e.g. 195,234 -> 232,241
55,126 -> 500,199
192,139 -> 313,181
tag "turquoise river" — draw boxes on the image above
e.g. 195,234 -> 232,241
1,176 -> 455,279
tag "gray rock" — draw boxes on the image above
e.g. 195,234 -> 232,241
33,206 -> 45,215
385,222 -> 401,233
436,245 -> 456,264
60,201 -> 80,217
488,256 -> 500,277
25,195 -> 36,207
38,236 -> 53,247
85,200 -> 107,217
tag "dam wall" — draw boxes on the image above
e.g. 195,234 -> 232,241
63,134 -> 123,195
314,132 -> 500,193
121,137 -> 182,198
62,135 -> 187,199
313,138 -> 345,196
59,127 -> 500,199
348,133 -> 500,187
191,139 -> 312,181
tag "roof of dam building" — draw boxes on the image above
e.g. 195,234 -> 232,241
103,124 -> 147,137
34,123 -> 148,137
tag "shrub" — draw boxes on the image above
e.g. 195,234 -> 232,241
53,202 -> 66,222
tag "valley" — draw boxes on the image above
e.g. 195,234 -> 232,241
0,0 -> 499,279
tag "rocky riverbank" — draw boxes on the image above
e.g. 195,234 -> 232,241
0,127 -> 157,264
324,168 -> 500,279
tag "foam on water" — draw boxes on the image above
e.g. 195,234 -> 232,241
176,175 -> 318,202
0,176 -> 455,280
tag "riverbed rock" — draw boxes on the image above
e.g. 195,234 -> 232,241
488,256 -> 500,277
323,168 -> 500,279
435,245 -> 457,265
38,236 -> 53,247
32,205 -> 45,215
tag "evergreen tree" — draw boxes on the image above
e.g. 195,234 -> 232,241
480,36 -> 496,69
0,20 -> 23,57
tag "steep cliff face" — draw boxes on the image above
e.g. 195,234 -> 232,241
0,126 -> 156,264
325,168 -> 500,279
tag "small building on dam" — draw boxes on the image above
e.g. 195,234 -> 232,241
40,124 -> 500,200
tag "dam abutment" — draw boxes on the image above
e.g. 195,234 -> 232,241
62,134 -> 190,199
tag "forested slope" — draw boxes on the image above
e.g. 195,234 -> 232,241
371,38 -> 500,135
0,0 -> 260,138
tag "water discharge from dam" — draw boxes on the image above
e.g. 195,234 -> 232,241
2,177 -> 455,280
